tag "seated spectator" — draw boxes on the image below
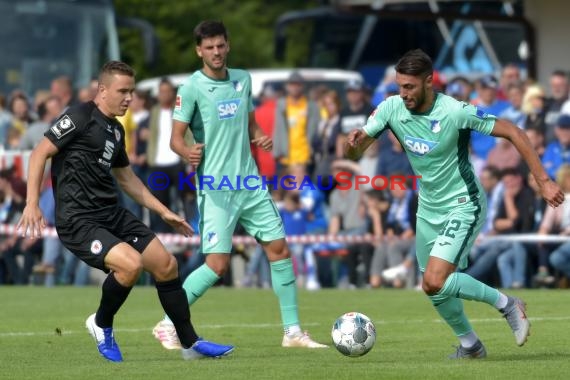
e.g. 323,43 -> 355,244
278,190 -> 319,290
328,160 -> 370,288
466,167 -> 534,287
470,75 -> 511,161
486,138 -> 521,171
499,82 -> 526,128
538,165 -> 570,284
542,114 -> 570,179
495,169 -> 535,289
445,76 -> 473,103
369,181 -> 417,288
376,130 -> 413,177
0,168 -> 40,285
521,85 -> 547,132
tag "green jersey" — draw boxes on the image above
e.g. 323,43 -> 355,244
363,93 -> 496,211
173,68 -> 259,190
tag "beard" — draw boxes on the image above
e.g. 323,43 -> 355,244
405,88 -> 427,112
205,57 -> 226,72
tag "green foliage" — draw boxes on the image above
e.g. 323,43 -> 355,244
1,287 -> 570,379
114,0 -> 321,80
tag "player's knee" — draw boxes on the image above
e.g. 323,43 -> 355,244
422,274 -> 444,295
115,256 -> 143,284
205,255 -> 230,277
265,240 -> 290,261
152,255 -> 178,282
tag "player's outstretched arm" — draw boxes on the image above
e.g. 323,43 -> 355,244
16,137 -> 58,239
344,128 -> 376,160
113,166 -> 193,237
491,118 -> 564,208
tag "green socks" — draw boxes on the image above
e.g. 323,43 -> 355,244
429,272 -> 500,337
182,263 -> 221,305
270,258 -> 300,330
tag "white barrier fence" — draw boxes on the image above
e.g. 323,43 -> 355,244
0,150 -> 32,179
1,223 -> 568,246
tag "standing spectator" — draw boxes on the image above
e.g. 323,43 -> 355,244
50,76 -> 77,111
371,64 -> 396,107
19,96 -> 63,150
8,93 -> 35,134
311,89 -> 341,189
0,93 -> 13,148
252,85 -> 279,182
542,114 -> 570,180
336,79 -> 375,160
146,78 -> 187,233
543,70 -> 569,143
129,89 -> 152,193
273,72 -> 320,173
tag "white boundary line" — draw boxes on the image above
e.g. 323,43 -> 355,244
1,316 -> 568,337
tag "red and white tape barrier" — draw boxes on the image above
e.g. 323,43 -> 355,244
1,224 -> 569,246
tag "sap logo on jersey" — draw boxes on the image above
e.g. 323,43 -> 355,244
217,99 -> 241,120
404,135 -> 438,156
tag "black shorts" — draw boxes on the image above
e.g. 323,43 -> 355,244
56,208 -> 156,272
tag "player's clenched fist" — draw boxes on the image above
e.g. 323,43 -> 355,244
187,143 -> 205,167
346,129 -> 366,147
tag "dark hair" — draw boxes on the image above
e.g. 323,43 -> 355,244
551,69 -> 568,78
159,77 -> 174,88
395,49 -> 433,78
134,89 -> 152,109
501,167 -> 523,178
482,165 -> 501,180
98,61 -> 135,83
194,20 -> 227,45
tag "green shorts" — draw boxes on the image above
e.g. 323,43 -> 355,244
198,188 -> 285,254
415,197 -> 486,272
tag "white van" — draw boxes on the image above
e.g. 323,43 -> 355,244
137,68 -> 364,105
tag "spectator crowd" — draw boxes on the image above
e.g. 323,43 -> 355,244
1,64 -> 570,290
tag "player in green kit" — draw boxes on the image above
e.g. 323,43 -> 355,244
152,20 -> 327,350
346,49 -> 564,359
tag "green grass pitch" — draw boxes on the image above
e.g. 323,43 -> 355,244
0,287 -> 569,380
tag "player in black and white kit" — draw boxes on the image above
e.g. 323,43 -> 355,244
17,61 -> 233,362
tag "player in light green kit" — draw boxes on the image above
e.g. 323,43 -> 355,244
152,20 -> 327,350
347,49 -> 564,358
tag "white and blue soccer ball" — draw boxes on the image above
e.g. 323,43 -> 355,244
331,312 -> 376,357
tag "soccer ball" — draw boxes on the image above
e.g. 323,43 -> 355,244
331,312 -> 376,357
